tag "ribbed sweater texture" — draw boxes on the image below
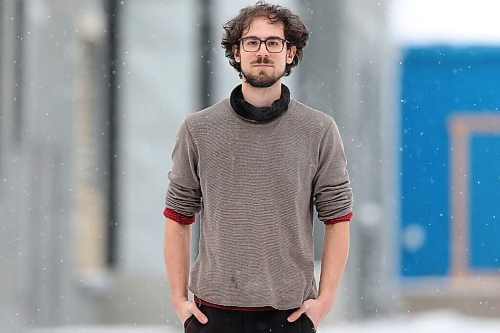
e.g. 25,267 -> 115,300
164,98 -> 353,310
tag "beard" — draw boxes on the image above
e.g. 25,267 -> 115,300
241,57 -> 285,88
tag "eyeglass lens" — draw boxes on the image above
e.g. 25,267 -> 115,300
241,38 -> 285,53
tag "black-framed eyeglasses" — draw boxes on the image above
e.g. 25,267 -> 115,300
238,37 -> 289,53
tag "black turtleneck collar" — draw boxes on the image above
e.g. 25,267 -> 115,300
230,84 -> 290,123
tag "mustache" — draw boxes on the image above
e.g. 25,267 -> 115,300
251,57 -> 273,65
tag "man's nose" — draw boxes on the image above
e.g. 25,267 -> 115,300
255,41 -> 270,56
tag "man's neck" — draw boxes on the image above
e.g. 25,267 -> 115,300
241,81 -> 282,107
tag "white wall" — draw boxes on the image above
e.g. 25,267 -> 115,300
119,0 -> 197,274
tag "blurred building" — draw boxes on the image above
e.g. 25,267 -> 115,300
1,0 -> 122,330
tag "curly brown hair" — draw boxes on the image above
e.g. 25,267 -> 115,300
221,1 -> 310,77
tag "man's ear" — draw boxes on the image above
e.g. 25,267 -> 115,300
233,45 -> 241,63
286,45 -> 297,64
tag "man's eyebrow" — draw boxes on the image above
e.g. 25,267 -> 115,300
242,35 -> 283,39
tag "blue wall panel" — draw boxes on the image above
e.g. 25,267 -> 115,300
400,46 -> 500,277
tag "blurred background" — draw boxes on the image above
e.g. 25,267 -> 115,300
1,0 -> 499,332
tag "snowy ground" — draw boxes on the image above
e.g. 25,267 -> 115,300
28,310 -> 500,333
326,311 -> 500,333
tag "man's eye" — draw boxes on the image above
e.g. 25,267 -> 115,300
246,40 -> 259,46
267,40 -> 280,46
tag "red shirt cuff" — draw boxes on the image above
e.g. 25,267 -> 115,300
324,212 -> 353,225
163,208 -> 196,225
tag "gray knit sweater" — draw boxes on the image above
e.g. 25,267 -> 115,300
164,98 -> 353,310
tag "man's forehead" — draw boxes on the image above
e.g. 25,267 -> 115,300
241,17 -> 285,37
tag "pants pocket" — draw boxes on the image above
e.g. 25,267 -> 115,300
183,315 -> 194,332
301,313 -> 316,332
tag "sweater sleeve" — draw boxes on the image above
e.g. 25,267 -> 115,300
164,120 -> 202,224
312,119 -> 353,223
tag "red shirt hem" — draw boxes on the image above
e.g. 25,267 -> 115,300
194,295 -> 276,312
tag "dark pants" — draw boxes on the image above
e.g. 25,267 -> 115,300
184,304 -> 316,333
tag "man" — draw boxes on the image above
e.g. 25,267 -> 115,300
163,2 -> 353,332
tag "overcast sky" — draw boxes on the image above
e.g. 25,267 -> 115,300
389,0 -> 500,45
